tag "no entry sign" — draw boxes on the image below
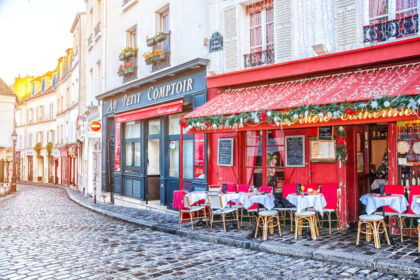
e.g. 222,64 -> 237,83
90,120 -> 102,132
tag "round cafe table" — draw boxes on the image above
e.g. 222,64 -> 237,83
411,195 -> 420,215
221,192 -> 275,210
185,191 -> 208,205
359,194 -> 408,216
286,193 -> 327,216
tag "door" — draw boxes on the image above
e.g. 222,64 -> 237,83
146,119 -> 161,203
28,156 -> 33,181
106,118 -> 115,195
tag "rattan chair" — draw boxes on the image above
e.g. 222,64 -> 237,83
254,210 -> 282,241
356,214 -> 390,249
207,192 -> 240,232
179,195 -> 208,230
294,211 -> 319,240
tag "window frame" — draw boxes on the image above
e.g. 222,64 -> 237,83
248,6 -> 274,54
123,120 -> 142,172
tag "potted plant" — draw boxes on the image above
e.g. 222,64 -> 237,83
152,49 -> 166,62
33,143 -> 42,157
46,142 -> 53,158
143,51 -> 154,65
155,32 -> 167,43
117,65 -> 124,76
146,36 -> 155,47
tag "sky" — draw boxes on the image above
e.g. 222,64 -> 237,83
0,0 -> 85,85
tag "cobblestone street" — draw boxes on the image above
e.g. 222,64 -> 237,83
0,185 -> 415,279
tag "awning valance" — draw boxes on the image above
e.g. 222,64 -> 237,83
115,100 -> 183,123
185,62 -> 420,120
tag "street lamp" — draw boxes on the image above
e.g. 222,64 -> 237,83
11,130 -> 17,193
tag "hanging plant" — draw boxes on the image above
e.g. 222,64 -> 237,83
335,126 -> 347,164
33,143 -> 42,157
46,142 -> 53,158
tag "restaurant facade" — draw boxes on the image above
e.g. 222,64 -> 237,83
181,38 -> 420,229
100,59 -> 209,209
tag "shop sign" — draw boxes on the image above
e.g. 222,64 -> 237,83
209,32 -> 223,53
104,69 -> 207,114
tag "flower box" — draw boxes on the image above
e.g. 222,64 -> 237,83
145,58 -> 153,65
155,33 -> 167,43
153,53 -> 166,62
146,38 -> 156,47
119,54 -> 125,61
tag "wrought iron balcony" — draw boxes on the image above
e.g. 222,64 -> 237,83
94,22 -> 101,39
363,14 -> 418,43
244,48 -> 275,68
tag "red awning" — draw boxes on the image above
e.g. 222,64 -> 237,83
115,100 -> 183,123
185,62 -> 420,119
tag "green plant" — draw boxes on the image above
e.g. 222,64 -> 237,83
33,143 -> 42,156
46,142 -> 53,158
335,126 -> 347,164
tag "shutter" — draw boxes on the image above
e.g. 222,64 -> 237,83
336,0 -> 358,51
223,6 -> 239,71
274,0 -> 291,62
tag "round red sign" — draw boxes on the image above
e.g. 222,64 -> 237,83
90,121 -> 101,132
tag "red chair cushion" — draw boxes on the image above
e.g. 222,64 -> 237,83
407,185 -> 420,214
320,184 -> 338,210
259,186 -> 273,193
225,183 -> 237,193
173,190 -> 186,210
237,184 -> 250,193
384,185 -> 404,213
282,184 -> 296,198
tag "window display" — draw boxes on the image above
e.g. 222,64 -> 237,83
397,120 -> 420,187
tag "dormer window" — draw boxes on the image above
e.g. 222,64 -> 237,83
41,79 -> 45,92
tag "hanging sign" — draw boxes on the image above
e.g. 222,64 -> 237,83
285,136 -> 305,167
209,32 -> 223,53
217,138 -> 233,166
318,126 -> 333,140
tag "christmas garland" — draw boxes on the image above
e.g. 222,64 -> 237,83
180,94 -> 420,132
335,126 -> 347,164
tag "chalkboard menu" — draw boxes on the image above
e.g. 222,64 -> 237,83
217,138 -> 233,166
285,136 -> 305,167
318,126 -> 333,140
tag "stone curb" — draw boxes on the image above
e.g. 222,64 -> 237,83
18,183 -> 420,278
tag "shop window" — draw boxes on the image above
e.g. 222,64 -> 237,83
124,121 -> 141,170
168,114 -> 181,135
183,139 -> 194,179
169,140 -> 179,177
397,120 -> 420,187
246,130 -> 285,188
148,119 -> 160,135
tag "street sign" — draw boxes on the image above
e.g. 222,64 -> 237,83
90,120 -> 102,132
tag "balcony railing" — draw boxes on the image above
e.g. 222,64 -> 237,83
244,48 -> 275,68
363,14 -> 418,43
94,22 -> 101,39
87,33 -> 93,49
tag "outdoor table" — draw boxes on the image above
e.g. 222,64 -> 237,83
286,193 -> 327,216
185,191 -> 208,206
221,192 -> 274,210
360,194 -> 408,216
411,195 -> 420,215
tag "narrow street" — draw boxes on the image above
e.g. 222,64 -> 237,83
0,185 -> 412,280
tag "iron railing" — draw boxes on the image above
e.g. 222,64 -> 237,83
363,14 -> 418,43
244,48 -> 275,68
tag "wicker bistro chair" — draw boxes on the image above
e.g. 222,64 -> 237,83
294,210 -> 319,240
275,184 -> 297,231
207,192 -> 240,233
179,195 -> 208,230
254,210 -> 282,241
320,184 -> 340,235
208,185 -> 222,192
398,185 -> 420,242
356,214 -> 390,249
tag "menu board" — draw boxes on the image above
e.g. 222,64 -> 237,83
285,136 -> 305,167
217,138 -> 233,166
319,126 -> 333,140
310,140 -> 336,161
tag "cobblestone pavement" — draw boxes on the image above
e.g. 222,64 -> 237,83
0,185 -> 414,280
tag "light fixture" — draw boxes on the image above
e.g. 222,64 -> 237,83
312,44 -> 329,56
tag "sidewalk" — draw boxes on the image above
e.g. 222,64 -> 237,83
21,183 -> 420,278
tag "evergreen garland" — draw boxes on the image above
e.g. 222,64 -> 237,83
335,126 -> 347,164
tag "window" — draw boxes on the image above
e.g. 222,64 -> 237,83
52,74 -> 57,88
28,133 -> 32,148
31,84 -> 35,96
246,130 -> 284,188
248,1 -> 274,53
369,0 -> 418,24
124,121 -> 141,169
49,103 -> 54,120
159,10 -> 170,52
41,79 -> 45,92
126,26 -> 137,48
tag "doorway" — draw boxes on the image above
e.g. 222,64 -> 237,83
28,156 -> 33,181
146,119 -> 161,204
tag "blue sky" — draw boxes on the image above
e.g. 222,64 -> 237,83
0,0 -> 85,85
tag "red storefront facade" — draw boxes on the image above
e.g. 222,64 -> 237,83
182,38 -> 420,229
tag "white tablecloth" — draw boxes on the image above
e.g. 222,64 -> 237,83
220,193 -> 275,210
286,193 -> 327,216
411,195 -> 420,215
360,194 -> 408,215
185,191 -> 208,205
